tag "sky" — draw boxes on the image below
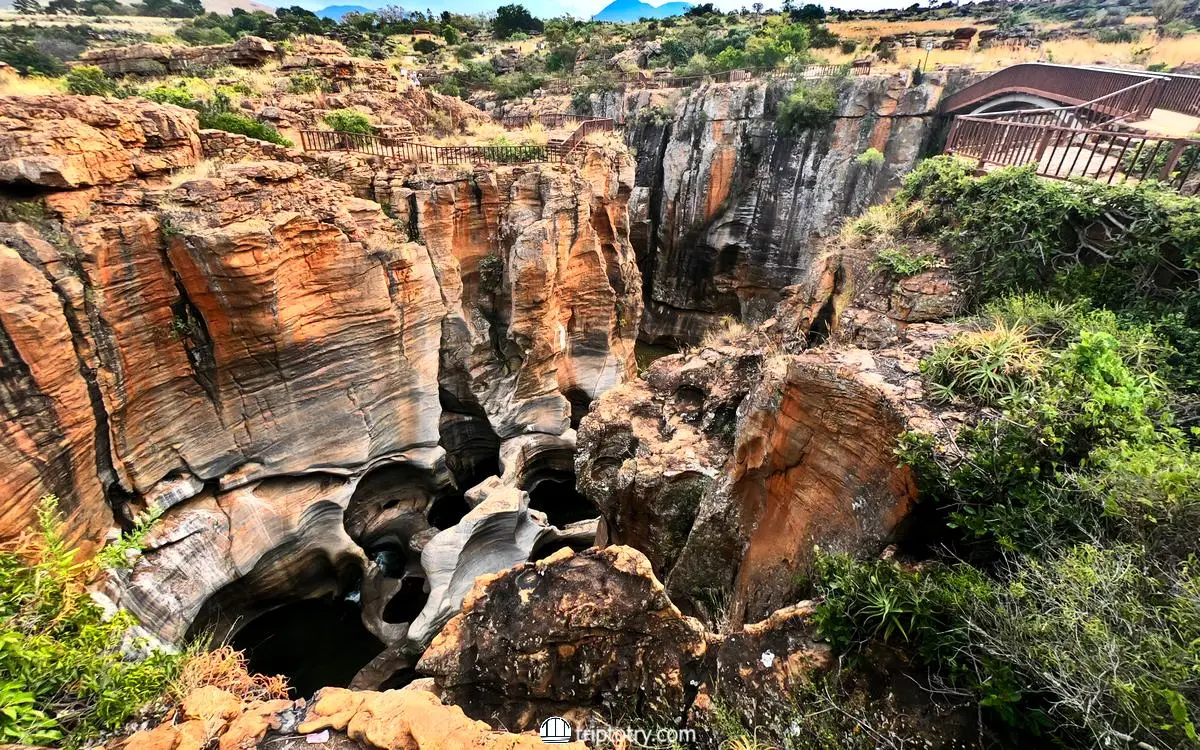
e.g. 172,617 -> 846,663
292,0 -> 938,20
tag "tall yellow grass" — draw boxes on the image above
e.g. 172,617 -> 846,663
0,71 -> 64,96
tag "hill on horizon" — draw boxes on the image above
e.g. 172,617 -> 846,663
593,0 -> 691,21
315,4 -> 368,18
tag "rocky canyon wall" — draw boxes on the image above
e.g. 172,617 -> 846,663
0,96 -> 638,687
589,71 -> 949,344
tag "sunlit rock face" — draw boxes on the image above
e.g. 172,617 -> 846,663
591,71 -> 947,345
0,96 -> 635,689
576,339 -> 957,627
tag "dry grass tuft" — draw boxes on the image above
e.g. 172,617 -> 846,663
172,645 -> 289,704
840,204 -> 901,247
701,315 -> 752,349
165,159 -> 219,189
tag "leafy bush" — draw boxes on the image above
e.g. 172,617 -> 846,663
322,108 -> 373,135
0,498 -> 183,747
200,110 -> 292,146
64,65 -> 114,96
95,506 -> 163,570
776,81 -> 839,134
868,245 -> 938,277
896,156 -> 1200,394
493,71 -> 547,101
0,44 -> 66,76
412,38 -> 439,54
287,72 -> 330,94
175,25 -> 233,46
140,84 -> 201,109
854,146 -> 884,168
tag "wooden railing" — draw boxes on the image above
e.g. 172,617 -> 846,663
941,63 -> 1167,121
945,116 -> 1200,195
299,117 -> 617,165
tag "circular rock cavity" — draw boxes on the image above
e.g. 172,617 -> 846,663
228,597 -> 385,699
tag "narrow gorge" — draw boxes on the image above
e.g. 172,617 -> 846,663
3,25 -> 1196,750
0,65 -> 966,745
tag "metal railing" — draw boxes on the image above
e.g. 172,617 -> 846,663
493,113 -> 601,130
299,117 -> 617,165
963,76 -> 1167,128
1155,71 -> 1200,117
945,116 -> 1200,195
941,63 -> 1167,122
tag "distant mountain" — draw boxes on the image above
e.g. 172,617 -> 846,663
202,0 -> 274,12
593,0 -> 691,22
315,4 -> 370,18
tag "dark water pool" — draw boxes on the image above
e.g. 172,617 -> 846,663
230,598 -> 385,699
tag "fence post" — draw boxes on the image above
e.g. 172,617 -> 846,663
1158,141 -> 1186,182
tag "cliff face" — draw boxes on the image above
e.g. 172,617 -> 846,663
0,96 -> 638,670
591,71 -> 947,344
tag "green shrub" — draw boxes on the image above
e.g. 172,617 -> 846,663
175,25 -> 232,45
868,245 -> 937,277
64,65 -> 114,96
287,72 -> 330,94
412,38 -> 440,54
493,71 -> 547,101
854,146 -> 884,168
322,108 -> 373,135
0,497 -> 184,748
776,81 -> 839,134
0,44 -> 66,77
896,156 -> 1200,394
199,110 -> 292,146
140,84 -> 201,109
95,505 -> 163,570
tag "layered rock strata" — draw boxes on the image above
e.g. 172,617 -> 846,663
594,71 -> 949,343
79,36 -> 277,76
0,96 -> 637,687
576,331 -> 964,627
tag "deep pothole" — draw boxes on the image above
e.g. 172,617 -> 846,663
229,597 -> 385,699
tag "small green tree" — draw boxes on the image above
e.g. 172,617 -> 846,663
776,81 -> 839,133
13,0 -> 43,14
492,3 -> 543,40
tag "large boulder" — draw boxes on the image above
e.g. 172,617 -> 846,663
576,342 -> 950,627
418,546 -> 709,729
0,95 -> 200,188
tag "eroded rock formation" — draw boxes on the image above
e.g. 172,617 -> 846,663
576,335 -> 960,626
79,36 -> 277,77
0,95 -> 637,690
592,71 -> 949,343
419,545 -> 710,728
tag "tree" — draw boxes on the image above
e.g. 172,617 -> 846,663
46,0 -> 79,13
13,0 -> 43,14
492,4 -> 542,39
752,1 -> 763,13
790,2 -> 826,22
1151,0 -> 1187,24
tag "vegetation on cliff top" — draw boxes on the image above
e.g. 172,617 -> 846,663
810,159 -> 1200,749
